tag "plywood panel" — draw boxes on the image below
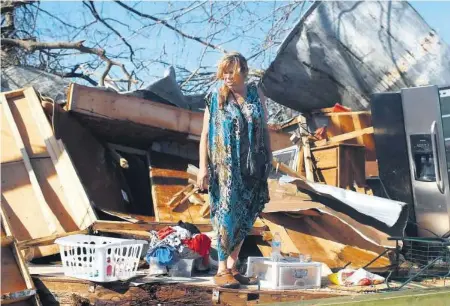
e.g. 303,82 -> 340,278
1,158 -> 77,234
1,96 -> 49,162
262,214 -> 389,269
1,161 -> 62,257
317,168 -> 337,186
311,147 -> 338,169
149,152 -> 210,224
54,104 -> 127,213
31,159 -> 79,232
1,245 -> 27,297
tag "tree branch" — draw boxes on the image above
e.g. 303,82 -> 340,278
83,0 -> 135,63
1,38 -> 135,88
114,0 -> 227,53
0,0 -> 33,14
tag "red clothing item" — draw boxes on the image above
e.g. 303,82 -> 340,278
157,226 -> 175,240
182,234 -> 211,257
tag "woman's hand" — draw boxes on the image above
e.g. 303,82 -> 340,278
197,166 -> 209,191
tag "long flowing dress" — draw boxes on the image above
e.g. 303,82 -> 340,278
206,83 -> 271,261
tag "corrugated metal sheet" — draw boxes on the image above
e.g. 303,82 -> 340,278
261,1 -> 450,112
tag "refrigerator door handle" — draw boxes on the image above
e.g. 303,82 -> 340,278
431,121 -> 445,194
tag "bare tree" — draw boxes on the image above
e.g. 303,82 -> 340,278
1,0 -> 308,95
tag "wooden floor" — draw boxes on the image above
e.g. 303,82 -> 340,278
33,274 -> 346,306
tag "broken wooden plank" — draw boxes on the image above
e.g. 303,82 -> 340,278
1,93 -> 59,234
272,160 -> 305,180
92,220 -> 212,233
314,127 -> 374,147
17,229 -> 89,249
92,221 -> 265,236
171,187 -> 200,212
199,202 -> 211,218
67,83 -> 204,136
298,115 -> 314,181
24,87 -> 97,230
166,184 -> 195,207
1,218 -> 40,305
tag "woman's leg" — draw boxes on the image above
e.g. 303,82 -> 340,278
217,260 -> 228,274
227,240 -> 244,270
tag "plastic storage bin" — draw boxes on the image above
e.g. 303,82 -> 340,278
168,258 -> 195,277
246,257 -> 322,289
55,234 -> 147,282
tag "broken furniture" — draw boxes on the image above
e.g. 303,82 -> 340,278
311,143 -> 367,191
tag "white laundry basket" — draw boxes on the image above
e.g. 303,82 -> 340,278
55,234 -> 147,282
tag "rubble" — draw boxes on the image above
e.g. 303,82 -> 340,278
2,1 -> 450,300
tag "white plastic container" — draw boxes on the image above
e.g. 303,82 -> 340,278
168,259 -> 195,277
246,257 -> 322,289
55,234 -> 147,282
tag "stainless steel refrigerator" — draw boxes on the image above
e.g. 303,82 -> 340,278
371,85 -> 450,237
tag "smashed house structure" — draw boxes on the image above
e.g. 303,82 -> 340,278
1,1 -> 450,305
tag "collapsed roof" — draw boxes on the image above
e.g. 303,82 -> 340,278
261,1 -> 450,112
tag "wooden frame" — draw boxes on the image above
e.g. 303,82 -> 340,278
314,127 -> 374,147
1,217 -> 41,305
1,88 -> 97,257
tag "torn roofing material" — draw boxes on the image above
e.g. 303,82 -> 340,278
261,1 -> 450,112
1,66 -> 70,104
278,176 -> 409,239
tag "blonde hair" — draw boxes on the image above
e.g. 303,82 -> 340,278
216,52 -> 248,109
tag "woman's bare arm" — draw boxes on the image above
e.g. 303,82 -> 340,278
197,107 -> 210,190
257,87 -> 272,152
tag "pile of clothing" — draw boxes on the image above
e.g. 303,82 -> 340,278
145,221 -> 211,273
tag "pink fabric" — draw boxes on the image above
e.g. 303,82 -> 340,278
157,226 -> 175,240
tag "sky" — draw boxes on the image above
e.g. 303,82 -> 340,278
409,1 -> 450,45
34,1 -> 450,88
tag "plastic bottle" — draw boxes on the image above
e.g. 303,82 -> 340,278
271,232 -> 282,262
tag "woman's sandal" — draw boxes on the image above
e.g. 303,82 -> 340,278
213,270 -> 240,288
231,268 -> 258,285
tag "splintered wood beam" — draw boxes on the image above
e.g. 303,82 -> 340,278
199,202 -> 210,218
272,160 -> 306,180
92,220 -> 213,232
170,187 -> 200,212
66,83 -> 204,136
17,229 -> 89,249
314,127 -> 374,147
92,221 -> 265,236
166,184 -> 195,207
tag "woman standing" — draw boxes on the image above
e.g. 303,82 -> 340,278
197,52 -> 272,288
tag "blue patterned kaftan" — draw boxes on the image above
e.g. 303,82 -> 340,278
205,83 -> 271,261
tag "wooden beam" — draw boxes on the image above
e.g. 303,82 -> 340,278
66,83 -> 204,136
166,184 -> 195,207
92,220 -> 212,232
17,229 -> 89,249
314,127 -> 374,147
298,115 -> 314,181
1,93 -> 59,234
146,152 -> 160,222
272,160 -> 305,180
92,221 -> 265,236
171,187 -> 199,212
199,202 -> 211,218
23,87 -> 97,229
